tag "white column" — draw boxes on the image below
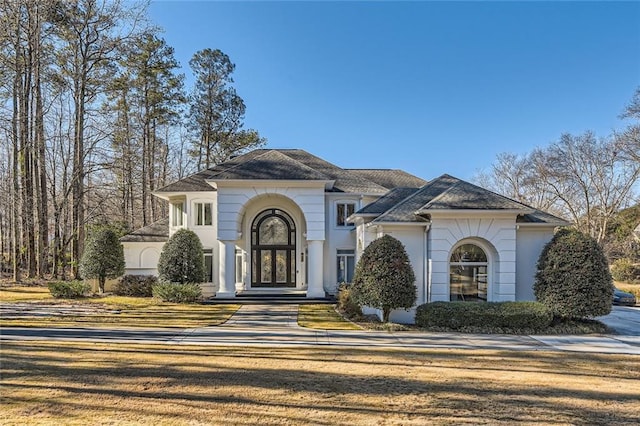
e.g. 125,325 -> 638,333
306,240 -> 324,298
216,241 -> 236,298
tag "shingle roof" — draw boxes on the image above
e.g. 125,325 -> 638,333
120,218 -> 169,242
156,149 -> 418,195
356,187 -> 420,215
372,174 -> 568,225
347,169 -> 427,190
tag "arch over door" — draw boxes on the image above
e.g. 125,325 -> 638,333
251,209 -> 296,288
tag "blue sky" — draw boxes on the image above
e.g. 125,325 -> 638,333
149,1 -> 640,180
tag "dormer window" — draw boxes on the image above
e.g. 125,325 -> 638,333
336,202 -> 355,227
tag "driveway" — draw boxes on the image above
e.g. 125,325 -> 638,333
598,305 -> 640,336
2,303 -> 640,355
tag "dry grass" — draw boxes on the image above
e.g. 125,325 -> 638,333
1,286 -> 239,328
1,341 -> 639,425
297,304 -> 361,330
0,285 -> 52,302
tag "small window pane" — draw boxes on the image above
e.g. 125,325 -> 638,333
204,203 -> 212,225
337,204 -> 345,226
204,254 -> 213,283
235,250 -> 243,284
196,203 -> 203,225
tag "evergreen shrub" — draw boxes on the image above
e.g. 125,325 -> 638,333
114,275 -> 157,297
152,282 -> 202,303
351,235 -> 416,322
48,281 -> 91,299
158,229 -> 205,284
534,228 -> 613,319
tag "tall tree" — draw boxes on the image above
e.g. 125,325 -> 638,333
111,33 -> 184,226
53,0 -> 145,277
188,48 -> 264,170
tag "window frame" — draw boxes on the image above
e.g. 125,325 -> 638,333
335,202 -> 356,228
449,242 -> 489,302
171,200 -> 185,227
336,248 -> 356,284
194,202 -> 213,226
203,248 -> 213,283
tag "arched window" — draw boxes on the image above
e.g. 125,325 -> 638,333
251,209 -> 296,287
449,243 -> 488,302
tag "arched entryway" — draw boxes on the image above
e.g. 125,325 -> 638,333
449,242 -> 489,301
251,208 -> 296,288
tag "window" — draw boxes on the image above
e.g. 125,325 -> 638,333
203,249 -> 213,283
195,202 -> 213,226
171,201 -> 184,227
337,249 -> 355,283
449,243 -> 488,302
235,249 -> 244,284
336,203 -> 355,227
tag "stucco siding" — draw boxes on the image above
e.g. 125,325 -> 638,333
516,227 -> 555,301
123,242 -> 165,276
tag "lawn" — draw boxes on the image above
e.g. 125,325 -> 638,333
297,304 -> 361,330
0,285 -> 240,328
0,341 -> 638,425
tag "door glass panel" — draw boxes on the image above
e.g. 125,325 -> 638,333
259,217 -> 288,245
261,251 -> 271,282
275,250 -> 287,283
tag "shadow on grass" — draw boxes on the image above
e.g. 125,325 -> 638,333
1,342 -> 639,424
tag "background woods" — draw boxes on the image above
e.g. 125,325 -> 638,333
0,0 -> 263,281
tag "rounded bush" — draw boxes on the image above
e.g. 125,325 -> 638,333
415,301 -> 553,332
79,228 -> 125,293
114,275 -> 157,297
158,229 -> 205,284
152,282 -> 203,303
48,281 -> 91,299
611,258 -> 640,283
351,235 -> 416,322
534,228 -> 613,319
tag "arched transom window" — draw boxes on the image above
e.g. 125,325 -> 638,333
449,243 -> 488,302
251,209 -> 296,287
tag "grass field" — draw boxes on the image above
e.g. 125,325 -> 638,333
0,286 -> 240,328
1,341 -> 639,425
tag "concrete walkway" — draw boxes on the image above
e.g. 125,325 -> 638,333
2,304 -> 639,355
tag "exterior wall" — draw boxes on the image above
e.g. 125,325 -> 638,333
515,226 -> 555,301
215,183 -> 326,294
122,242 -> 165,276
428,215 -> 517,303
323,194 -> 361,294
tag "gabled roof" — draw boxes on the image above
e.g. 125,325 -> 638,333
369,174 -> 568,225
155,149 -> 418,195
120,218 -> 169,242
347,169 -> 427,190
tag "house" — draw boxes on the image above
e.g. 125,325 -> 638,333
121,148 -> 568,322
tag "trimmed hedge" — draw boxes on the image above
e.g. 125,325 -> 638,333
337,283 -> 362,318
152,282 -> 202,303
351,235 -> 416,322
48,280 -> 91,299
114,275 -> 157,297
415,301 -> 553,332
534,228 -> 613,319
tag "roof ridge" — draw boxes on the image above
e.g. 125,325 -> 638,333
419,179 -> 461,210
374,183 -> 433,222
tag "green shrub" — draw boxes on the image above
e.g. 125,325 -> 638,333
158,229 -> 205,284
611,258 -> 640,283
415,301 -> 553,331
534,228 -> 613,319
79,228 -> 125,293
351,235 -> 416,322
337,283 -> 362,318
114,275 -> 157,297
152,282 -> 202,303
48,280 -> 91,299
